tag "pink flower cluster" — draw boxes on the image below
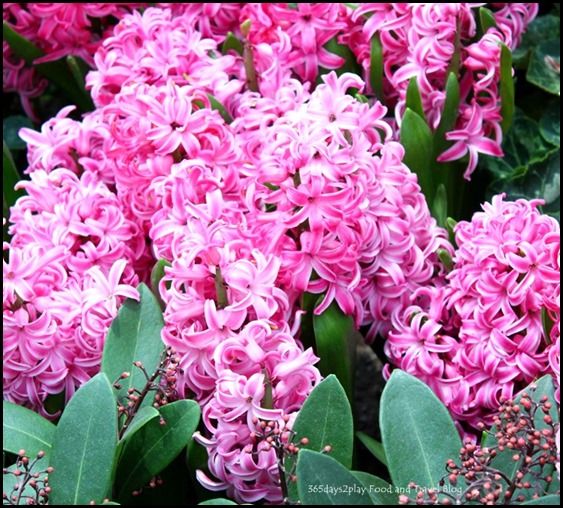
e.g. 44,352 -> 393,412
386,195 -> 560,429
3,164 -> 140,416
349,3 -> 538,178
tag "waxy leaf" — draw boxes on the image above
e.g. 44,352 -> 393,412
540,99 -> 560,148
3,116 -> 34,151
356,431 -> 387,467
3,401 -> 55,459
351,471 -> 397,505
199,500 -> 238,506
482,375 -> 559,502
478,7 -> 498,35
313,299 -> 355,401
116,399 -> 200,503
405,77 -> 426,122
500,43 -> 515,134
400,108 -> 434,199
287,375 -> 354,500
297,450 -> 374,505
49,373 -> 118,505
527,40 -> 560,96
101,283 -> 165,410
117,406 -> 160,454
520,496 -> 561,505
380,370 -> 462,490
369,34 -> 385,102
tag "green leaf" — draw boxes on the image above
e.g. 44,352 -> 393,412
356,432 -> 387,467
431,184 -> 448,228
405,77 -> 426,122
351,471 -> 397,505
432,73 -> 460,161
221,31 -> 244,56
380,370 -> 462,490
484,375 -> 559,503
369,34 -> 385,103
199,500 -> 238,505
3,401 -> 55,460
3,462 -> 44,505
3,21 -> 94,111
437,248 -> 454,273
207,93 -> 234,124
488,149 -> 560,221
500,44 -> 515,134
101,283 -> 165,409
49,373 -> 118,505
312,299 -> 355,402
481,109 -> 557,181
117,406 -> 159,453
116,399 -> 201,503
400,108 -> 434,199
66,55 -> 90,95
513,15 -> 560,65
296,450 -> 374,505
540,99 -> 560,148
3,116 -> 34,151
287,375 -> 354,500
520,496 -> 561,505
479,7 -> 498,35
527,40 -> 560,96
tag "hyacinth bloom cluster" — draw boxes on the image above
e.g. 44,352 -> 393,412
2,2 -> 553,503
349,3 -> 538,178
386,195 -> 560,429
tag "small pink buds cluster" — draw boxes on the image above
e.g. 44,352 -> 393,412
2,450 -> 52,506
399,387 -> 559,505
115,347 -> 182,439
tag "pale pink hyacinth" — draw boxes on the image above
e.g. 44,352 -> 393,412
387,195 -> 560,428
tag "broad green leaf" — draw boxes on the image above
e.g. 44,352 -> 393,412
405,77 -> 426,122
3,401 -> 55,459
221,32 -> 243,56
3,116 -> 34,151
380,370 -> 462,490
370,34 -> 385,103
513,15 -> 560,65
199,500 -> 238,505
527,40 -> 560,96
313,299 -> 355,401
540,99 -> 560,148
483,375 -> 558,503
481,110 -> 557,181
116,399 -> 200,503
49,373 -> 118,505
297,450 -> 374,505
356,432 -> 387,467
101,283 -> 165,409
117,406 -> 159,453
207,93 -> 234,124
351,471 -> 397,505
400,108 -> 434,199
500,44 -> 515,134
287,375 -> 354,500
3,21 -> 93,111
520,496 -> 561,505
488,149 -> 560,221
